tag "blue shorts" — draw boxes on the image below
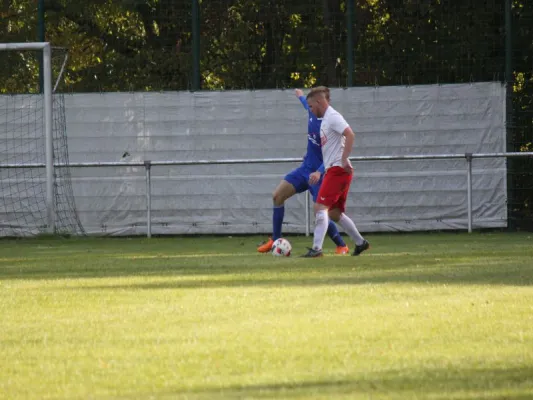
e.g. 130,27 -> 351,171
284,166 -> 323,202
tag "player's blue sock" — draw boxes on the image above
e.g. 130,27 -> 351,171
273,205 -> 285,241
327,220 -> 346,247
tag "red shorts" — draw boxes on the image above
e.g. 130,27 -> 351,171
316,166 -> 353,212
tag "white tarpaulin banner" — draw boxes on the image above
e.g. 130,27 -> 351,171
3,82 -> 508,235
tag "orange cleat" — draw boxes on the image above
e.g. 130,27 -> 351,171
257,238 -> 274,253
335,245 -> 350,255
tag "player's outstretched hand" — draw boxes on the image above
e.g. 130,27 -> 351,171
309,171 -> 321,185
295,89 -> 304,98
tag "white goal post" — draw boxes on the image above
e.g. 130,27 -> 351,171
0,42 -> 55,233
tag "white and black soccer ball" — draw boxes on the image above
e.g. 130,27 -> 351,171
271,238 -> 292,257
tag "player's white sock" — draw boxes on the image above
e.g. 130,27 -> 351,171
338,213 -> 365,246
313,210 -> 329,250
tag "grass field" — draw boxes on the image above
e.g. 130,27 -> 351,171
1,232 -> 533,400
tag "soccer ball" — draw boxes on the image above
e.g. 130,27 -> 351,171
271,238 -> 292,257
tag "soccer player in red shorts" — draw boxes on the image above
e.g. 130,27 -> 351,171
301,87 -> 370,257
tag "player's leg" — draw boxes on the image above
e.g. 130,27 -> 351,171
330,208 -> 370,256
301,202 -> 330,257
309,179 -> 348,254
328,176 -> 370,256
258,168 -> 306,253
272,180 -> 296,240
302,171 -> 341,257
312,202 -> 330,253
257,180 -> 295,253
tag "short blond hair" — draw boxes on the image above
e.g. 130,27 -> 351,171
306,86 -> 330,101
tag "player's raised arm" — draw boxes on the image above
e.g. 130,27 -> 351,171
295,89 -> 309,110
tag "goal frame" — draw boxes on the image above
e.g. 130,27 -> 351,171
0,42 -> 55,233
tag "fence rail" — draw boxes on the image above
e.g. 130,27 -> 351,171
2,152 -> 533,237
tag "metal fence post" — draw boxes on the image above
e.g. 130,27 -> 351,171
38,0 -> 45,93
346,0 -> 355,87
43,43 -> 55,234
466,153 -> 473,233
505,0 -> 513,84
505,0 -> 515,230
145,160 -> 152,238
192,0 -> 201,91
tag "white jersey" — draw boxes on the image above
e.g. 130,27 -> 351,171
320,105 -> 351,170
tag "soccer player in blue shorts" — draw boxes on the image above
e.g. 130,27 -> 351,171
257,88 -> 349,254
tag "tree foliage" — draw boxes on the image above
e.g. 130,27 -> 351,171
0,0 -> 529,91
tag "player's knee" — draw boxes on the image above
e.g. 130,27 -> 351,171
315,209 -> 327,224
329,208 -> 341,222
314,203 -> 328,214
272,191 -> 285,206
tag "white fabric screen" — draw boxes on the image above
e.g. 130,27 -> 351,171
2,83 -> 507,235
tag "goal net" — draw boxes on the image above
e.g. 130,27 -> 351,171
0,43 -> 84,236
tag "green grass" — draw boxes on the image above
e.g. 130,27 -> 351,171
1,232 -> 533,400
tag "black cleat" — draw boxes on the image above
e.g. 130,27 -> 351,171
353,240 -> 370,256
301,248 -> 323,258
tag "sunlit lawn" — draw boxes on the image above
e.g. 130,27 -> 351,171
1,232 -> 533,399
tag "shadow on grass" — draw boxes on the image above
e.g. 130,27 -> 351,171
123,366 -> 533,400
1,253 -> 533,287
1,233 -> 532,287
78,267 -> 533,290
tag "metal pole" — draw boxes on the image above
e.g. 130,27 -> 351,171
192,0 -> 201,91
305,191 -> 310,237
145,161 -> 152,238
43,43 -> 55,233
505,0 -> 512,84
346,0 -> 354,87
38,0 -> 45,93
466,153 -> 473,233
2,152 -> 533,169
505,0 -> 515,230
